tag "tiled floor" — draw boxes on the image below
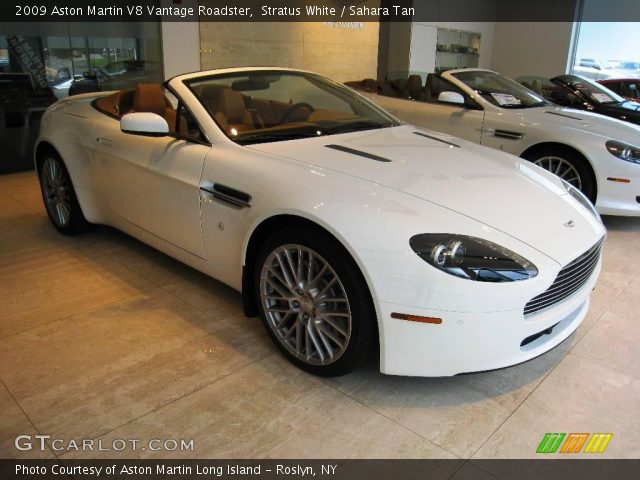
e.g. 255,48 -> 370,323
1,171 -> 639,472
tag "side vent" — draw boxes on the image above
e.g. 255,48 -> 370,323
493,129 -> 524,140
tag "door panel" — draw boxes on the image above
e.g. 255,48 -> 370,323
479,111 -> 528,156
93,121 -> 208,257
198,146 -> 257,290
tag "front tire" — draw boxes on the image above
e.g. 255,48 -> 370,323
524,147 -> 596,202
254,227 -> 377,377
38,154 -> 90,235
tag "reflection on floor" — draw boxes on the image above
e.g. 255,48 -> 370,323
1,171 -> 639,469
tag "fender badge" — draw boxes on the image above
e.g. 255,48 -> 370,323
564,220 -> 575,228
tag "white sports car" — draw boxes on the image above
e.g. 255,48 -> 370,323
35,67 -> 605,377
353,69 -> 640,216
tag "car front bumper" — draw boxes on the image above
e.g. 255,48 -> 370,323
376,259 -> 600,377
595,157 -> 640,216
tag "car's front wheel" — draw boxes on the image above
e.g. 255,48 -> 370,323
255,227 -> 377,377
524,147 -> 596,202
39,154 -> 90,234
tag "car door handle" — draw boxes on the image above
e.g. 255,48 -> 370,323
200,182 -> 252,209
96,137 -> 112,147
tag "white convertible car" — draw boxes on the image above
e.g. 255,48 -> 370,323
36,67 -> 605,377
351,69 -> 640,216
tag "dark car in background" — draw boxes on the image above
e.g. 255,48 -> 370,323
598,78 -> 640,101
518,74 -> 640,126
68,60 -> 161,95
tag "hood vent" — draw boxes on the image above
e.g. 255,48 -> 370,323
325,144 -> 391,163
546,111 -> 583,120
413,131 -> 460,147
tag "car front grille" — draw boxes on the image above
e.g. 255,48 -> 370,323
524,238 -> 603,316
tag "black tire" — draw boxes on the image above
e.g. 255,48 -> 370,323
254,226 -> 377,377
523,146 -> 597,202
38,152 -> 91,235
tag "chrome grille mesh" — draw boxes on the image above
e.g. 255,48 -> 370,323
524,239 -> 603,316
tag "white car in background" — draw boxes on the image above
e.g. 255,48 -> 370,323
355,69 -> 640,216
35,67 -> 605,377
573,58 -> 624,80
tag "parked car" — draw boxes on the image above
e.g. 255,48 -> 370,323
348,69 -> 640,216
598,78 -> 640,101
573,58 -> 622,80
68,60 -> 160,95
35,67 -> 605,377
618,61 -> 640,78
535,74 -> 640,127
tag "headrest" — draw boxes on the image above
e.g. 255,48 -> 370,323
218,89 -> 246,124
363,78 -> 378,91
200,85 -> 224,112
407,75 -> 423,94
133,83 -> 167,118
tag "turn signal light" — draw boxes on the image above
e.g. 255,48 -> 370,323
391,312 -> 442,325
606,177 -> 631,183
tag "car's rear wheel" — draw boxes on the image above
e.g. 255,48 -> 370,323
255,227 -> 377,377
39,154 -> 90,234
524,147 -> 596,202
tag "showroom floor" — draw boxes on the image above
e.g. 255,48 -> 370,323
1,171 -> 639,467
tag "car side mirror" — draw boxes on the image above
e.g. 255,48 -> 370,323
120,112 -> 169,136
437,91 -> 465,105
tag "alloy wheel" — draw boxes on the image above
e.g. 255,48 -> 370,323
41,157 -> 71,227
533,156 -> 582,190
259,244 -> 352,366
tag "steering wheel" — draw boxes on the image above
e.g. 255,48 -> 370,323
280,102 -> 315,123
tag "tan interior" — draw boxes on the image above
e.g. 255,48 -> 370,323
96,82 -> 356,138
95,83 -> 184,133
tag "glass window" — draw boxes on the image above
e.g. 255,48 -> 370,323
176,103 -> 207,143
452,71 -> 548,108
1,23 -> 163,174
555,75 -> 625,104
186,71 -> 399,145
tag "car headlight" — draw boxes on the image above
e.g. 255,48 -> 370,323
560,179 -> 601,220
409,234 -> 538,282
606,140 -> 640,164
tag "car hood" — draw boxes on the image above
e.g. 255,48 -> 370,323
509,105 -> 640,144
247,125 -> 604,265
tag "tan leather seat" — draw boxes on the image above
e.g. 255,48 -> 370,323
133,83 -> 177,131
214,89 -> 257,134
407,74 -> 426,100
199,85 -> 224,114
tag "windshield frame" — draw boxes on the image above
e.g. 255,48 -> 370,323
183,70 -> 401,145
450,70 -> 549,109
555,74 -> 625,105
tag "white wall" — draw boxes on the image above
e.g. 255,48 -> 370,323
491,22 -> 576,79
160,0 -> 200,80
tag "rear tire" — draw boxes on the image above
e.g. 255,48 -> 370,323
38,153 -> 91,235
254,226 -> 377,377
523,147 -> 596,202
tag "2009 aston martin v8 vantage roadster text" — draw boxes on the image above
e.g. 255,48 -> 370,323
35,68 -> 605,377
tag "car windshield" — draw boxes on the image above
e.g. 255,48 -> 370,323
451,71 -> 548,109
185,71 -> 399,144
556,75 -> 625,104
